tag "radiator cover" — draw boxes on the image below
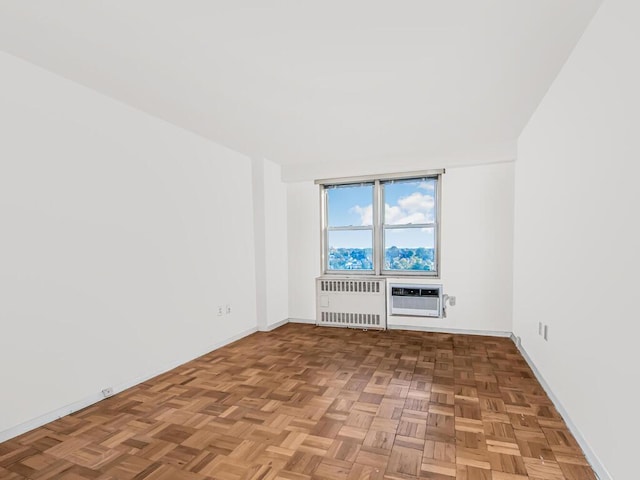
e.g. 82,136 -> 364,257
316,277 -> 387,329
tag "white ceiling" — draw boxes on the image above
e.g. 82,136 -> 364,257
0,1 -> 601,181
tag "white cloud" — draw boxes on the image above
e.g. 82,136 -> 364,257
391,192 -> 435,224
350,191 -> 435,226
418,180 -> 435,192
350,204 -> 372,225
399,192 -> 433,212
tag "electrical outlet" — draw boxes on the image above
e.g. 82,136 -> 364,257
226,304 -> 231,314
538,322 -> 543,335
449,296 -> 456,306
217,306 -> 223,316
101,387 -> 114,398
543,325 -> 549,341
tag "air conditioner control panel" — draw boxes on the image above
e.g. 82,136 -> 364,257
391,287 -> 440,297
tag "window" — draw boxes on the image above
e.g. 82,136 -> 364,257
325,183 -> 374,271
320,172 -> 441,276
382,177 -> 437,272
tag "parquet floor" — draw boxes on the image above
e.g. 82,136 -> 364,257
0,324 -> 596,480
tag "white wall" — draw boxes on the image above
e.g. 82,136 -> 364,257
390,162 -> 514,333
287,182 -> 321,322
513,1 -> 637,478
287,162 -> 514,334
252,157 -> 289,329
0,52 -> 258,438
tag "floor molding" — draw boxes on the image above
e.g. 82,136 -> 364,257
0,319 -> 610,480
0,392 -> 105,445
510,335 -> 610,480
0,326 -> 258,444
295,320 -> 609,478
287,319 -> 512,339
287,317 -> 316,324
387,323 -> 511,338
259,318 -> 289,332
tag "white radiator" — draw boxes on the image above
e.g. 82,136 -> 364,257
316,277 -> 387,329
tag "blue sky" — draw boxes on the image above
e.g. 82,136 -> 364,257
327,179 -> 436,249
327,184 -> 373,226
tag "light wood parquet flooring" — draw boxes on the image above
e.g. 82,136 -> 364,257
0,324 -> 596,480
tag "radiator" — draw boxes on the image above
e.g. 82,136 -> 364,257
316,277 -> 387,329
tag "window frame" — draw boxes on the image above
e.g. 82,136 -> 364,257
318,170 -> 442,277
323,182 -> 376,273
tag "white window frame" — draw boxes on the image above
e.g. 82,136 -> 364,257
317,170 -> 443,277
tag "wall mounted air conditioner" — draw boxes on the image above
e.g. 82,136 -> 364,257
389,283 -> 443,317
316,277 -> 387,329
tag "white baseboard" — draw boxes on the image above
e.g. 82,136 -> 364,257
387,324 -> 511,338
0,321 -> 610,480
0,326 -> 257,444
304,319 -> 608,479
510,335 -> 610,480
0,392 -> 106,445
287,317 -> 315,324
287,319 -> 511,338
259,318 -> 289,332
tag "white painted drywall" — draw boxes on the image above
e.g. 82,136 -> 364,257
389,162 -> 514,333
252,158 -> 289,329
287,162 -> 514,334
0,3 -> 601,174
286,181 -> 322,322
251,158 -> 268,331
0,52 -> 258,436
282,141 -> 518,182
513,1 -> 637,478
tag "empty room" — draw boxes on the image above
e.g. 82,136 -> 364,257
0,1 -> 636,479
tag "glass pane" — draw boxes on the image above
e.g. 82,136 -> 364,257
383,178 -> 436,225
327,183 -> 374,227
384,227 -> 436,271
327,230 -> 373,271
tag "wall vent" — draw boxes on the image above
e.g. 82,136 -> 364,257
320,311 -> 382,327
319,279 -> 381,293
316,277 -> 386,329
